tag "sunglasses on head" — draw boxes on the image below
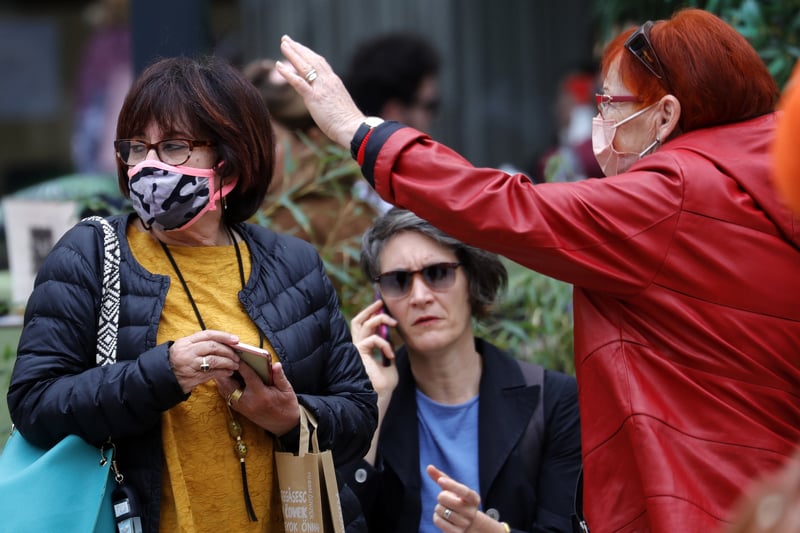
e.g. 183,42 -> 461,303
374,262 -> 461,298
624,21 -> 669,84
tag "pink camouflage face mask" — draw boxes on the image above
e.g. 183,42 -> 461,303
127,159 -> 237,231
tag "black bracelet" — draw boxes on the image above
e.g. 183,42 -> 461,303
350,122 -> 374,160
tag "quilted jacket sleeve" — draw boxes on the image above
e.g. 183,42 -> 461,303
293,256 -> 379,466
240,226 -> 378,467
7,221 -> 186,448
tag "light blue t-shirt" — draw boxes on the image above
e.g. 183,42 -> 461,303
416,389 -> 480,533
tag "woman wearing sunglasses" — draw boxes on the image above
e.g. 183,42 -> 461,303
343,208 -> 582,533
278,7 -> 799,533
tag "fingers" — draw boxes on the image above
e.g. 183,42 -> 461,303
351,302 -> 397,345
427,464 -> 482,531
269,362 -> 294,393
279,35 -> 326,75
277,35 -> 366,148
277,36 -> 319,95
169,330 -> 242,393
351,299 -> 384,329
225,362 -> 300,436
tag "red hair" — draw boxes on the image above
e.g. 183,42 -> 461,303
602,9 -> 778,133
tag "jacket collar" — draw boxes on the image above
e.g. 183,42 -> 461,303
378,338 -> 540,499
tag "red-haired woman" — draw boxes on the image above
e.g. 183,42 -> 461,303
278,8 -> 800,533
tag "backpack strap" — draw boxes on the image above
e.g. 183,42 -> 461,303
518,361 -> 589,533
81,216 -> 121,366
517,361 -> 545,485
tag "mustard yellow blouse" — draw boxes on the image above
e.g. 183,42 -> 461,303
128,226 -> 283,532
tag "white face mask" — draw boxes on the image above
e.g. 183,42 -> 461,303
592,103 -> 660,176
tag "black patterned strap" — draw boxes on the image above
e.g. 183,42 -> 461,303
82,216 -> 121,366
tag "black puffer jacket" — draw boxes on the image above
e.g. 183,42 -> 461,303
7,214 -> 376,532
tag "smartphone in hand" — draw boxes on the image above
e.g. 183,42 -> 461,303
234,342 -> 273,385
374,290 -> 392,367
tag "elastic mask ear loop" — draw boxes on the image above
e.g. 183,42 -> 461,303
213,160 -> 232,214
210,178 -> 238,213
639,137 -> 660,157
614,102 -> 657,130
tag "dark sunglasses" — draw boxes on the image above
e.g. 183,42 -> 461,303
625,21 -> 668,83
374,262 -> 461,298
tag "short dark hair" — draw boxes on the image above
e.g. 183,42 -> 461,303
360,208 -> 507,319
115,56 -> 275,224
344,32 -> 440,116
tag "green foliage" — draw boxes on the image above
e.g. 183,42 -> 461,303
476,260 -> 574,374
592,0 -> 800,88
252,136 -> 377,321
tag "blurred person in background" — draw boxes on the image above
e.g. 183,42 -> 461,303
344,32 -> 442,214
278,7 -> 800,532
72,0 -> 132,175
243,58 -> 379,253
534,69 -> 602,183
344,32 -> 442,133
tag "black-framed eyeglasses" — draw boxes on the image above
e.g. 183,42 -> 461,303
625,21 -> 668,82
374,262 -> 461,298
595,93 -> 640,116
114,139 -> 215,167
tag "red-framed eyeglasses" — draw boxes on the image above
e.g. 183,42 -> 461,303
595,93 -> 640,115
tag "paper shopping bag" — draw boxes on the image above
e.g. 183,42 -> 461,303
275,406 -> 345,533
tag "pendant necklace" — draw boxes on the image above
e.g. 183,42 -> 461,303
159,226 -> 259,522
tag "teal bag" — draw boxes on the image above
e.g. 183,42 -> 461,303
0,430 -> 116,532
0,216 -> 122,532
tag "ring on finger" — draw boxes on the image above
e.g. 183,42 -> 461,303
304,68 -> 318,83
443,507 -> 452,521
200,356 -> 211,373
227,388 -> 244,407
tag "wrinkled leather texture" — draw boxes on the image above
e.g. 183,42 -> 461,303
362,113 -> 800,532
7,214 -> 377,532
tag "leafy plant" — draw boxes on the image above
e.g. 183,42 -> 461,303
476,260 -> 574,373
252,134 -> 378,321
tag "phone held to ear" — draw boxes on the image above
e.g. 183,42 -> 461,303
375,291 -> 392,367
234,342 -> 273,385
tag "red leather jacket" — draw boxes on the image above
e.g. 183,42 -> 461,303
359,114 -> 800,533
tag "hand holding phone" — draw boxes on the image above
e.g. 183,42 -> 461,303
234,342 -> 273,385
374,290 -> 392,367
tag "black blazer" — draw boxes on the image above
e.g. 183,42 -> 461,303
341,338 -> 582,532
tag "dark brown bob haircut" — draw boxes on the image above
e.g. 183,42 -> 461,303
115,55 -> 274,224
